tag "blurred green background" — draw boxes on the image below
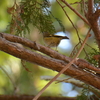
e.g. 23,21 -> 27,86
0,0 -> 98,98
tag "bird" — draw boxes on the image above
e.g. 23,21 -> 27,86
44,34 -> 69,48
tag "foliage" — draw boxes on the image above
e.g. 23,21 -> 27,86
86,48 -> 99,67
94,0 -> 100,8
77,85 -> 92,100
94,0 -> 100,3
8,0 -> 65,36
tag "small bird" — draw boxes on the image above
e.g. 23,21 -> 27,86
44,35 -> 69,48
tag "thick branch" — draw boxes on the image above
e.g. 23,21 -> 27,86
86,0 -> 100,67
87,0 -> 100,49
88,0 -> 94,15
0,35 -> 100,90
0,95 -> 77,100
1,33 -> 100,73
0,95 -> 99,100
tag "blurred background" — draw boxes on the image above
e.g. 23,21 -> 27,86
0,0 -> 98,98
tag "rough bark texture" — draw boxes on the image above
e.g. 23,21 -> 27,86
0,33 -> 100,90
86,0 -> 100,67
87,0 -> 100,49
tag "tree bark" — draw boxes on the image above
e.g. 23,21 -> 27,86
0,33 -> 100,91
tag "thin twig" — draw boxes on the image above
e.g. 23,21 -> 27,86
61,0 -> 90,25
57,0 -> 89,58
57,0 -> 78,33
56,0 -> 80,41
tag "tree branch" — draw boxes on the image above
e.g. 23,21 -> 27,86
61,0 -> 90,25
86,0 -> 100,67
0,95 -> 77,100
0,33 -> 100,90
41,76 -> 100,98
1,33 -> 100,73
87,0 -> 100,49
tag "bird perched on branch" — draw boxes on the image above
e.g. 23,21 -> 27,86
43,33 -> 69,48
